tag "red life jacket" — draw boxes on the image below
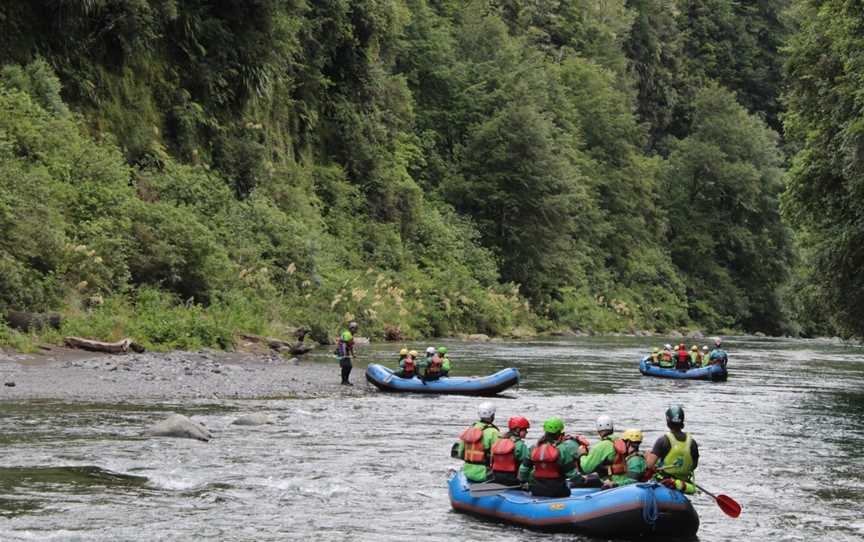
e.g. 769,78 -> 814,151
676,349 -> 689,363
491,438 -> 518,473
427,355 -> 442,375
402,356 -> 415,373
531,443 -> 562,479
608,439 -> 628,475
459,426 -> 488,464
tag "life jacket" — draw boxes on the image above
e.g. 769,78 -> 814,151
676,349 -> 689,364
660,432 -> 694,479
402,356 -> 415,373
608,439 -> 629,475
659,351 -> 674,367
531,443 -> 562,479
491,437 -> 518,473
426,354 -> 442,375
459,424 -> 491,464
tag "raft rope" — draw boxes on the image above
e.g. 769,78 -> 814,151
638,482 -> 659,528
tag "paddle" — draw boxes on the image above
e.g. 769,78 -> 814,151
657,462 -> 741,518
468,481 -> 524,497
692,481 -> 741,518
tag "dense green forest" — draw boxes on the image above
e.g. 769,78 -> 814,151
0,0 -> 854,349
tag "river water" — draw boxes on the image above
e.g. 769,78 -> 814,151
1,336 -> 863,541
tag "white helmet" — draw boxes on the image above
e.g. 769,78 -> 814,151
663,343 -> 672,350
477,402 -> 496,420
595,415 -> 614,433
713,337 -> 722,346
426,346 -> 436,355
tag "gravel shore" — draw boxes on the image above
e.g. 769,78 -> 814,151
0,346 -> 366,401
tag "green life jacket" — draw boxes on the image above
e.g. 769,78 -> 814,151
660,432 -> 694,479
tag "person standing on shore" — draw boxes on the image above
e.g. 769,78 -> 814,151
335,321 -> 358,385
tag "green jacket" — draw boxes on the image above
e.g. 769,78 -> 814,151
518,437 -> 581,482
441,355 -> 451,373
578,437 -> 616,475
689,352 -> 703,367
417,355 -> 431,372
607,453 -> 647,486
454,421 -> 500,482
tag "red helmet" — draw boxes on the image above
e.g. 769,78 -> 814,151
508,416 -> 530,431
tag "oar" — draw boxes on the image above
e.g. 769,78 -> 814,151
468,481 -> 523,497
691,481 -> 741,518
657,463 -> 741,518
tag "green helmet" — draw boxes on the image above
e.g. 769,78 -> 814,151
543,417 -> 564,434
437,346 -> 448,355
665,405 -> 685,425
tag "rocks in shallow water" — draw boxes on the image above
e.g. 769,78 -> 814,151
143,414 -> 212,442
464,334 -> 490,342
231,413 -> 274,426
687,330 -> 704,339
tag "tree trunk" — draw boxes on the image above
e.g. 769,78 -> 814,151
63,336 -> 146,353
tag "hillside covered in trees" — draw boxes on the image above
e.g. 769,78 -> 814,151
0,0 -> 854,348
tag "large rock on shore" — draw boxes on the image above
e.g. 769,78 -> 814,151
143,414 -> 212,442
231,413 -> 274,426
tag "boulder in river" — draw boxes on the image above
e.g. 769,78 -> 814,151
231,413 -> 274,426
686,330 -> 704,339
143,414 -> 212,442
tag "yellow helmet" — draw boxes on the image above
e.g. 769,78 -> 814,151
399,348 -> 408,356
409,350 -> 418,357
652,347 -> 659,353
621,429 -> 643,443
691,345 -> 698,351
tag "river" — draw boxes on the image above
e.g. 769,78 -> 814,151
1,335 -> 863,541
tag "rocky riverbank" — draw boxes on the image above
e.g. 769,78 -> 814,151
0,346 -> 363,401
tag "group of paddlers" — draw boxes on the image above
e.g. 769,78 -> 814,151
453,403 -> 698,498
394,346 -> 451,380
648,337 -> 728,370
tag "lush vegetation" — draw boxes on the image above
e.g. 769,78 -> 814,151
0,0 -> 850,348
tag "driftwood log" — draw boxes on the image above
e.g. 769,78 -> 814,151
5,310 -> 62,332
240,333 -> 313,356
63,336 -> 146,354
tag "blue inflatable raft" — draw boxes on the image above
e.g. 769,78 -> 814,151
448,470 -> 699,538
365,364 -> 519,395
639,356 -> 728,381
